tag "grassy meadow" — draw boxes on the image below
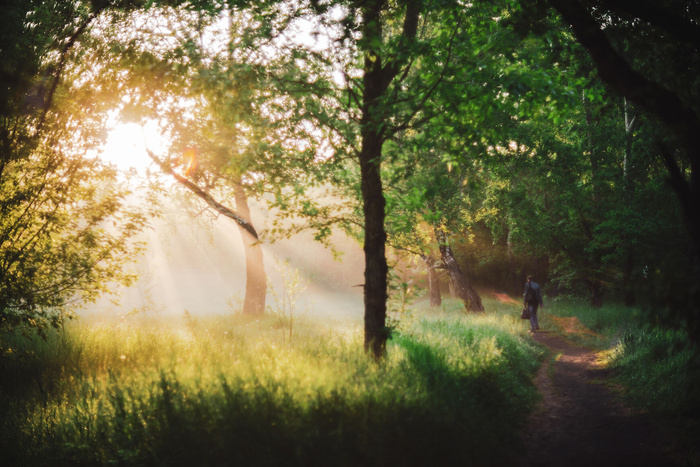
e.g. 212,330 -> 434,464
0,296 -> 543,467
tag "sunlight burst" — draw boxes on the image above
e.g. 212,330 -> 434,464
100,118 -> 165,174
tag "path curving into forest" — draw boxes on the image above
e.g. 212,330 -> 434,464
513,330 -> 678,467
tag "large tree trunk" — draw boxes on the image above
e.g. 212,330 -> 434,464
435,229 -> 484,312
422,254 -> 442,307
357,0 -> 420,358
233,179 -> 266,316
359,132 -> 388,358
359,9 -> 389,357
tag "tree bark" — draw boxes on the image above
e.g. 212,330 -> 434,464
422,254 -> 442,307
448,280 -> 457,299
358,0 -> 420,358
359,131 -> 389,358
233,178 -> 267,316
435,228 -> 484,312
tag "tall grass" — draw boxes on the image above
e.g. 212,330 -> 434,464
0,299 -> 542,467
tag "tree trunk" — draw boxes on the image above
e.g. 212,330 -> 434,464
448,280 -> 457,299
146,150 -> 266,316
435,228 -> 484,312
507,229 -> 519,296
422,254 -> 442,307
583,91 -> 606,308
233,179 -> 267,316
358,0 -> 420,358
622,98 -> 639,307
359,131 -> 389,358
623,248 -> 636,306
590,279 -> 604,308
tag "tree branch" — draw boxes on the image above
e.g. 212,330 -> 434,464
381,0 -> 421,87
35,12 -> 99,135
601,0 -> 700,51
547,0 -> 700,153
146,149 -> 259,239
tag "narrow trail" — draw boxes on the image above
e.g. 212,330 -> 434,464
514,330 -> 677,467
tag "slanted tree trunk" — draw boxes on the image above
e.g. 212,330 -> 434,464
448,281 -> 458,299
421,254 -> 442,307
435,228 -> 483,312
147,150 -> 265,316
233,178 -> 266,316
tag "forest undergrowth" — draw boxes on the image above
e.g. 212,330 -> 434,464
0,297 -> 543,467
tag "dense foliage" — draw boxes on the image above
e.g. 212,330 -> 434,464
0,0 -> 149,341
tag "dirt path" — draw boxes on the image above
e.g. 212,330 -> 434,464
514,330 -> 677,467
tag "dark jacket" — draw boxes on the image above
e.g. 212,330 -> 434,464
524,281 -> 544,305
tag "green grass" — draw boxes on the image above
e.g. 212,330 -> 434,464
605,327 -> 700,465
0,298 -> 543,467
536,296 -> 644,347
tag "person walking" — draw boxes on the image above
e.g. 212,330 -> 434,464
524,275 -> 544,332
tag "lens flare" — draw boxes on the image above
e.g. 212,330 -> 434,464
181,147 -> 197,176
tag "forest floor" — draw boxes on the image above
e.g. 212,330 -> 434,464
512,326 -> 681,467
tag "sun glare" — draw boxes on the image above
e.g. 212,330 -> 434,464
100,119 -> 165,174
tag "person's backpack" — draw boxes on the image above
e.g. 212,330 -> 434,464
525,283 -> 537,303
